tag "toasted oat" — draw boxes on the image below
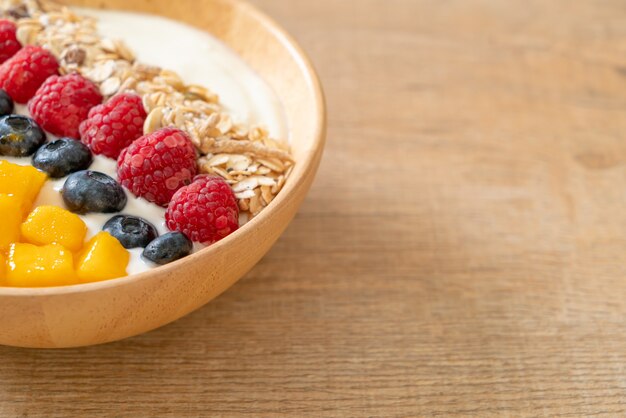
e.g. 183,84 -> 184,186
144,106 -> 164,134
99,75 -> 120,96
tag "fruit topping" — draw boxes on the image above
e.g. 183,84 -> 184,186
75,231 -> 129,283
61,170 -> 127,214
79,93 -> 147,159
0,88 -> 13,116
21,205 -> 87,251
165,175 -> 239,244
117,127 -> 197,207
0,19 -> 21,64
103,215 -> 158,249
28,73 -> 102,138
6,243 -> 76,287
142,232 -> 193,265
0,114 -> 46,157
0,194 -> 21,249
0,45 -> 59,103
0,195 -> 130,287
0,160 -> 47,213
32,137 -> 92,178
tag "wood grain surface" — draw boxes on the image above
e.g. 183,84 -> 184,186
1,0 -> 626,416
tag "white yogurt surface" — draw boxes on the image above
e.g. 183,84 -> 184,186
80,8 -> 288,138
3,8 -> 288,275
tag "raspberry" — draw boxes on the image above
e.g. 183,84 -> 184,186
0,45 -> 58,103
79,93 -> 147,158
28,73 -> 102,138
117,127 -> 198,207
0,20 -> 21,64
165,175 -> 239,244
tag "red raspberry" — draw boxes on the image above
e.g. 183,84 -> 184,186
0,20 -> 21,64
28,73 -> 102,138
165,175 -> 239,244
117,127 -> 198,206
79,93 -> 147,158
0,45 -> 58,103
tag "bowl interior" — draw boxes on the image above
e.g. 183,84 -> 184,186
11,0 -> 326,293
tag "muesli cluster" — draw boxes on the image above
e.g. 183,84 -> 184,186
2,0 -> 293,217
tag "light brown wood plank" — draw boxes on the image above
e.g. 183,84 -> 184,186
1,0 -> 626,416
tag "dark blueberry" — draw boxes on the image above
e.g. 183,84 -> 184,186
142,232 -> 193,265
0,89 -> 14,116
103,215 -> 159,249
0,114 -> 46,157
61,170 -> 127,214
32,138 -> 92,178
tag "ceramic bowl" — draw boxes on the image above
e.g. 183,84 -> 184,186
0,0 -> 325,348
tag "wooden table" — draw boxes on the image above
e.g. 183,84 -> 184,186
2,0 -> 626,416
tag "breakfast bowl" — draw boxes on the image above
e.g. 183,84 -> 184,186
0,0 -> 325,348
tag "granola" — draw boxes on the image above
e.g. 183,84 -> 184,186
1,0 -> 293,218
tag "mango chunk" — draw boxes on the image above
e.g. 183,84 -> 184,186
21,205 -> 87,251
0,194 -> 22,249
76,232 -> 129,283
6,243 -> 76,287
0,160 -> 47,213
0,252 -> 6,283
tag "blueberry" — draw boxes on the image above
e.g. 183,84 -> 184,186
142,232 -> 193,265
0,114 -> 46,157
0,89 -> 14,116
103,215 -> 159,249
61,170 -> 127,214
32,138 -> 92,178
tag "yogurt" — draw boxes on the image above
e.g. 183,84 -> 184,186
2,8 -> 288,274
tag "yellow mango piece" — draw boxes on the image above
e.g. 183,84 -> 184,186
21,205 -> 87,251
76,232 -> 129,283
0,252 -> 6,283
6,243 -> 76,287
0,160 -> 47,213
0,194 -> 21,249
